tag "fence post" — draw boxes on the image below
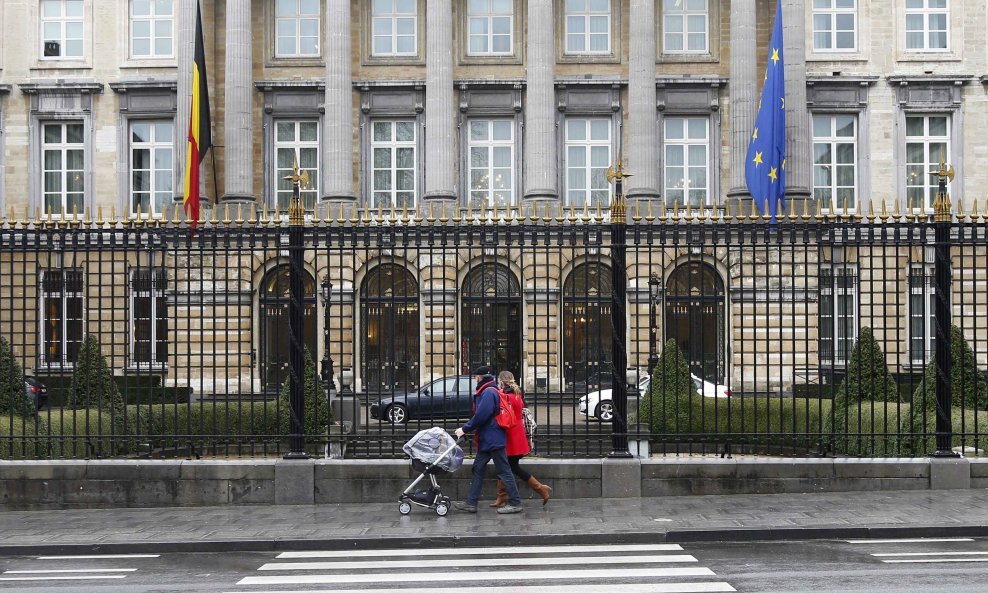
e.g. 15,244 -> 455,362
931,159 -> 958,457
284,159 -> 309,459
608,161 -> 633,458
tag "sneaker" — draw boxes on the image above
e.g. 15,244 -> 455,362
496,504 -> 523,514
453,501 -> 477,513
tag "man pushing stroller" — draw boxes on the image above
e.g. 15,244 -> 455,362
453,366 -> 524,514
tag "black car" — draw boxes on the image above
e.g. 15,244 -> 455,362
370,375 -> 476,425
24,377 -> 48,409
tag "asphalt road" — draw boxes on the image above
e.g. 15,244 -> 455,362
2,537 -> 987,592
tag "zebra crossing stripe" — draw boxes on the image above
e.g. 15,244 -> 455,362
0,576 -> 129,581
844,538 -> 974,544
37,554 -> 160,560
237,567 -> 716,585
259,554 -> 697,571
277,544 -> 684,559
4,569 -> 137,574
873,552 -> 988,557
224,584 -> 736,593
881,558 -> 988,564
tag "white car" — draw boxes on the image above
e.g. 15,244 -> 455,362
579,374 -> 732,422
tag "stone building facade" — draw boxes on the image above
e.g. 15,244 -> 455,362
0,0 -> 987,397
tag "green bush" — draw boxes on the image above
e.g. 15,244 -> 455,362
0,337 -> 34,418
639,340 -> 701,434
0,415 -> 45,459
41,410 -> 118,458
68,336 -> 125,416
825,327 -> 898,455
278,347 -> 332,439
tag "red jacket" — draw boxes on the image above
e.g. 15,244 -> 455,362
503,387 -> 530,457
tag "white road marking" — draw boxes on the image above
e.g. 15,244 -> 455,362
276,543 -> 683,559
259,554 -> 698,571
844,538 -> 974,544
882,558 -> 988,564
4,569 -> 137,574
224,584 -> 736,593
36,554 -> 160,560
237,567 -> 716,585
873,551 -> 988,557
0,576 -> 129,581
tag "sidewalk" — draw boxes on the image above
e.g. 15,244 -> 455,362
2,489 -> 987,554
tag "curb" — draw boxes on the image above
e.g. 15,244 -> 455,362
3,525 -> 988,555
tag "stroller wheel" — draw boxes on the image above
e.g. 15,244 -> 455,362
398,501 -> 412,515
435,502 -> 450,517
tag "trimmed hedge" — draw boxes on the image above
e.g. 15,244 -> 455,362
639,339 -> 702,434
0,337 -> 34,418
278,347 -> 332,438
68,336 -> 125,415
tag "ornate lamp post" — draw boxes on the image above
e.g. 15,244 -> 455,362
320,277 -> 336,398
607,159 -> 633,458
284,154 -> 310,459
647,273 -> 660,376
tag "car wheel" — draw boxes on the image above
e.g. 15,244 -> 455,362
596,400 -> 614,422
386,404 -> 408,425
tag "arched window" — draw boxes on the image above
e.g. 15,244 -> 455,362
259,265 -> 317,393
460,263 -> 522,380
360,264 -> 420,392
665,261 -> 726,382
563,262 -> 613,390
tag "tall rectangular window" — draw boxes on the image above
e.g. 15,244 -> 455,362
905,0 -> 948,51
131,0 -> 173,59
908,266 -> 936,365
41,0 -> 84,59
467,0 -> 513,56
812,0 -> 856,51
468,120 -> 514,209
42,122 -> 85,215
274,120 -> 319,212
663,0 -> 708,54
276,0 -> 320,57
565,118 -> 610,208
819,266 -> 858,366
905,115 -> 949,211
131,268 -> 168,365
371,120 -> 416,209
40,270 -> 84,366
130,120 -> 173,216
564,0 -> 610,55
664,117 -> 709,208
812,114 -> 857,212
371,0 -> 417,56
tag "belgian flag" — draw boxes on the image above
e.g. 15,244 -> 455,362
183,1 -> 211,227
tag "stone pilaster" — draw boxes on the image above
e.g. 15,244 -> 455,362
174,0 -> 196,204
222,0 -> 252,202
424,0 -> 456,205
783,0 -> 811,200
323,0 -> 356,205
727,0 -> 757,199
625,0 -> 658,205
523,0 -> 557,204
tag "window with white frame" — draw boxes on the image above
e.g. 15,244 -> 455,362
42,122 -> 85,215
812,114 -> 857,212
130,0 -> 173,59
372,0 -> 417,56
564,0 -> 610,55
905,115 -> 949,211
371,120 -> 416,209
819,265 -> 858,366
274,120 -> 319,212
41,0 -> 84,59
565,118 -> 610,209
467,0 -> 513,56
40,269 -> 84,366
130,120 -> 173,217
276,0 -> 320,57
663,0 -> 708,54
131,268 -> 168,365
905,0 -> 948,51
467,120 -> 514,209
908,265 -> 936,365
812,0 -> 856,51
664,117 -> 709,208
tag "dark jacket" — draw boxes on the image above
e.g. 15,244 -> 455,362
461,377 -> 507,452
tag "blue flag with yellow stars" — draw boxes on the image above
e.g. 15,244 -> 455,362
745,1 -> 786,219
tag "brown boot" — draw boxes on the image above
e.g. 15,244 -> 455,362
526,476 -> 552,506
489,480 -> 508,507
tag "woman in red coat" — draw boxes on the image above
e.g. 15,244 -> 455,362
491,371 -> 552,507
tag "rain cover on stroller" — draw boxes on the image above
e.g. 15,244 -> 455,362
402,427 -> 464,472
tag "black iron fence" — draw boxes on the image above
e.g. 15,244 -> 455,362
1,198 -> 987,459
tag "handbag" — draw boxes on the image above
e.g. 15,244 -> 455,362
521,407 -> 537,449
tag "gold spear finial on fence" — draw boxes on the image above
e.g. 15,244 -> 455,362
956,197 -> 966,222
973,198 -> 981,221
70,204 -> 80,228
248,203 -> 257,226
866,201 -> 875,224
892,198 -> 902,222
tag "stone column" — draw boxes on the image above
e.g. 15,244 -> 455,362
222,0 -> 253,202
625,0 -> 659,206
783,0 -> 811,200
523,0 -> 557,204
323,0 -> 356,206
424,0 -> 456,206
727,0 -> 757,200
173,0 -> 196,204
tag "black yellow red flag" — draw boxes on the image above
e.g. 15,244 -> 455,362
183,1 -> 211,227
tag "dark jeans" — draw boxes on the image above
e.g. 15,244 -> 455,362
508,455 -> 532,482
466,447 -> 521,506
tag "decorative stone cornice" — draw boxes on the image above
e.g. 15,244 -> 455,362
254,80 -> 325,92
109,79 -> 178,93
19,81 -> 103,95
886,74 -> 974,86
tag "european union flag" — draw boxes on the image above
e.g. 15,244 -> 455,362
745,1 -> 786,219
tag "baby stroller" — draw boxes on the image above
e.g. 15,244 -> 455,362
399,427 -> 465,516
